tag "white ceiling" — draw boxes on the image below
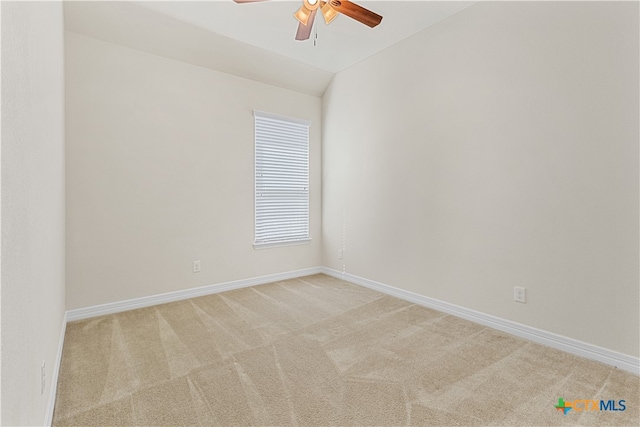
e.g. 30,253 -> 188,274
64,1 -> 475,96
135,1 -> 474,73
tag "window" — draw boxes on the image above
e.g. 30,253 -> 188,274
254,110 -> 310,248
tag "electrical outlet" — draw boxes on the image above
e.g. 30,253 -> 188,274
41,361 -> 46,395
514,286 -> 526,303
193,260 -> 201,273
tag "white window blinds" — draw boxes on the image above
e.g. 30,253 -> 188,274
254,111 -> 310,247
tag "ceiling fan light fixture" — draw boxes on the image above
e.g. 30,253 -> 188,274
320,1 -> 338,24
293,5 -> 312,25
236,0 -> 383,39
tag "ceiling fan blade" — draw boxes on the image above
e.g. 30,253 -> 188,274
328,0 -> 382,28
295,9 -> 317,41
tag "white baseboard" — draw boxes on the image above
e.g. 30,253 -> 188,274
322,267 -> 639,376
66,267 -> 323,322
44,312 -> 67,426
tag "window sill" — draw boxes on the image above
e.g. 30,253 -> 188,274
253,238 -> 312,250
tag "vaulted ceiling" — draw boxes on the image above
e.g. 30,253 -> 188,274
64,1 -> 474,96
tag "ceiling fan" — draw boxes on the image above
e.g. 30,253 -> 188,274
232,0 -> 383,41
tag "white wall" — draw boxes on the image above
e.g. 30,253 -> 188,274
322,2 -> 639,357
1,1 -> 66,425
65,32 -> 322,310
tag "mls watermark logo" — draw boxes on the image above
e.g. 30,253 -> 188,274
555,397 -> 626,415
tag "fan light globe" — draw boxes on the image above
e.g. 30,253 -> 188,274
321,1 -> 338,24
293,6 -> 312,25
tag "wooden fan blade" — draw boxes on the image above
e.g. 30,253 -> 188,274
328,0 -> 382,28
295,9 -> 317,41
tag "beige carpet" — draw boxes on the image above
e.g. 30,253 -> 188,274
53,274 -> 638,426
